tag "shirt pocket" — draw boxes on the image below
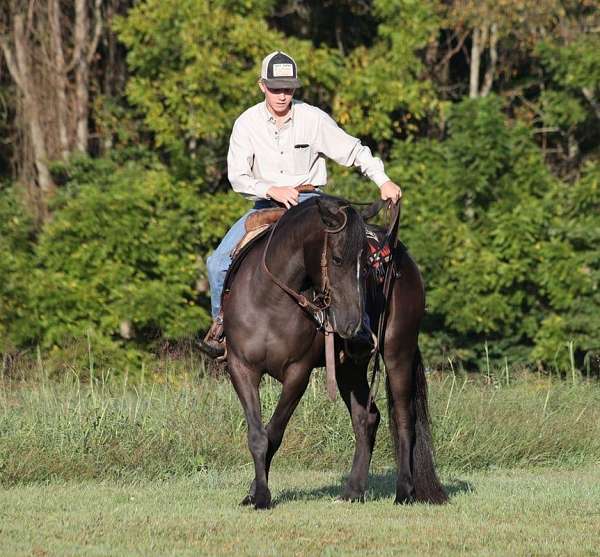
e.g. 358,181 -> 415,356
293,144 -> 311,175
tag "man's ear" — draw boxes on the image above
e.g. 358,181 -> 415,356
316,197 -> 344,229
258,80 -> 266,94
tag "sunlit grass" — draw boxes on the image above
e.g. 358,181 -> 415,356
1,355 -> 599,484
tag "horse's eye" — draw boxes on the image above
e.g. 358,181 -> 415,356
332,255 -> 343,266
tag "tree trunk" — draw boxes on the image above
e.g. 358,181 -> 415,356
469,27 -> 482,98
50,0 -> 70,159
74,0 -> 91,153
12,13 -> 54,196
481,23 -> 498,97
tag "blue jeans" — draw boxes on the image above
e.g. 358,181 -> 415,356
206,193 -> 319,318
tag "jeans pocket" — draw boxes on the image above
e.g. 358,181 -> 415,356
293,145 -> 311,174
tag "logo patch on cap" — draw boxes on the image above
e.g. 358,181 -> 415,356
272,63 -> 294,77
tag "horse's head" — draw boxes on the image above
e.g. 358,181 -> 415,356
315,196 -> 367,339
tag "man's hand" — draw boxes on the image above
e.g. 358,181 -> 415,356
380,181 -> 402,204
266,186 -> 299,209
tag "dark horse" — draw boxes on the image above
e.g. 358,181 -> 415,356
223,195 -> 447,509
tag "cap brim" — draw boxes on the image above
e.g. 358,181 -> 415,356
262,77 -> 301,88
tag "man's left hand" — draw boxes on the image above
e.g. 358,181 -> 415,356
380,181 -> 402,203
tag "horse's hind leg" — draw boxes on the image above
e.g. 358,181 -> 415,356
227,354 -> 271,509
336,359 -> 381,502
384,343 -> 417,504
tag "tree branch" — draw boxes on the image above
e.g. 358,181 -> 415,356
581,86 -> 600,122
435,30 -> 469,72
0,35 -> 25,92
86,0 -> 103,65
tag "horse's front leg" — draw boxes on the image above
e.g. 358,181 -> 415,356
264,363 -> 311,477
336,357 -> 381,502
238,361 -> 312,508
227,354 -> 271,509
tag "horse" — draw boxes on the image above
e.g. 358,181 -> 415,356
222,194 -> 447,509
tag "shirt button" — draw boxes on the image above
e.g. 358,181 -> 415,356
280,151 -> 284,155
280,170 -> 283,174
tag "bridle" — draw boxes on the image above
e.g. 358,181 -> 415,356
261,197 -> 401,403
261,204 -> 350,328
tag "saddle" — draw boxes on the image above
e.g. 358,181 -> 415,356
230,184 -> 318,259
231,208 -> 285,259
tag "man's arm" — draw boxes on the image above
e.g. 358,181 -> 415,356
315,111 -> 402,202
227,120 -> 270,198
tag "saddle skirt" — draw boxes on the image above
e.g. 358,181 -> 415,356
230,208 -> 285,260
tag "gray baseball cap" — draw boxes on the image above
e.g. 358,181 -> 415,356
260,51 -> 301,89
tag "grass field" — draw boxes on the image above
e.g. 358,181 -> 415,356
2,466 -> 599,556
1,359 -> 600,554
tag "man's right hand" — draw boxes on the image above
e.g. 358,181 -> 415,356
266,186 -> 299,209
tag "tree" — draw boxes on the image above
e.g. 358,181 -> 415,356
0,0 -> 105,217
116,0 -> 341,186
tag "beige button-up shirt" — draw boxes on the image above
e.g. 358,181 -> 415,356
227,100 -> 390,200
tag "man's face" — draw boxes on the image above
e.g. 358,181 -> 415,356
259,82 -> 295,115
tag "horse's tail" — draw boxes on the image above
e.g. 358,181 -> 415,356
386,347 -> 448,504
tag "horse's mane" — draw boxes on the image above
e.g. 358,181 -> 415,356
280,194 -> 365,261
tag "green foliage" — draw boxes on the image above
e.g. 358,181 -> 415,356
537,35 -> 600,92
386,96 -> 578,366
0,0 -> 598,372
0,185 -> 34,351
115,0 -> 341,185
16,157 -> 232,358
534,162 -> 600,366
333,0 -> 439,140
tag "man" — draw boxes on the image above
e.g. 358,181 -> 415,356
199,50 -> 401,358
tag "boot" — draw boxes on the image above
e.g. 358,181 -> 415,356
198,313 -> 225,359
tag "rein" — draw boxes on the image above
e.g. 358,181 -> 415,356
261,195 -> 401,403
261,203 -> 350,401
365,199 -> 402,409
261,203 -> 350,318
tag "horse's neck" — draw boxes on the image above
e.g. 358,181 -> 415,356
263,213 -> 322,292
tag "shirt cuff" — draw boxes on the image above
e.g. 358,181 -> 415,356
253,181 -> 271,199
372,172 -> 391,188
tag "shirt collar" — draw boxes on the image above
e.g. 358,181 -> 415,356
262,100 -> 295,124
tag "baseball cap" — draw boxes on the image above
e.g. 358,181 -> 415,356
260,51 -> 301,89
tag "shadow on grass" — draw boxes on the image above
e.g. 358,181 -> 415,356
273,470 -> 474,506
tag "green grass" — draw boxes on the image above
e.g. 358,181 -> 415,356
2,362 -> 599,554
1,467 -> 599,556
1,364 -> 599,484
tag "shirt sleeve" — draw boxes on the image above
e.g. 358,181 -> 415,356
227,119 -> 270,198
314,110 -> 390,188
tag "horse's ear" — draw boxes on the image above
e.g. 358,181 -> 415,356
361,199 -> 386,222
316,197 -> 344,228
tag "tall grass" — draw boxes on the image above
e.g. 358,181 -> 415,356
1,355 -> 599,485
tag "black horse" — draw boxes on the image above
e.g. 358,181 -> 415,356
222,195 -> 447,509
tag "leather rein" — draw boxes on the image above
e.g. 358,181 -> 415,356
261,203 -> 349,327
261,192 -> 401,403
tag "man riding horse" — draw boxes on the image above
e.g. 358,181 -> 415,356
200,51 -> 402,358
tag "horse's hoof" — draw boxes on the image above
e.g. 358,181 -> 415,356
240,494 -> 255,506
394,494 -> 415,505
253,491 -> 272,510
339,487 -> 366,503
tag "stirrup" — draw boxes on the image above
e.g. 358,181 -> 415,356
198,315 -> 225,359
198,337 -> 226,359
